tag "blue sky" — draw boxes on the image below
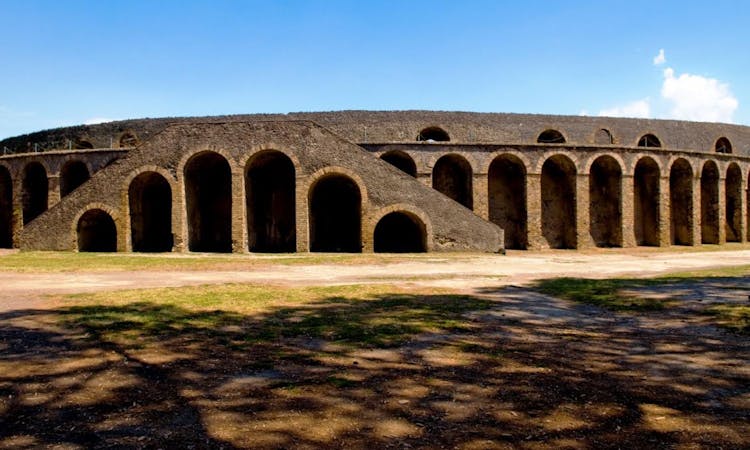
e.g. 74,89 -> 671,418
1,0 -> 748,139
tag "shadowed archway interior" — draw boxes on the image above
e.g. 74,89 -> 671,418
309,174 -> 361,252
670,159 -> 693,245
380,151 -> 417,177
77,209 -> 116,252
0,166 -> 12,248
246,151 -> 296,253
634,157 -> 660,246
541,155 -> 576,249
129,172 -> 173,252
700,161 -> 720,244
60,160 -> 90,197
432,154 -> 473,210
488,155 -> 527,249
22,162 -> 48,225
589,156 -> 622,247
185,152 -> 232,253
374,211 -> 426,253
725,164 -> 742,242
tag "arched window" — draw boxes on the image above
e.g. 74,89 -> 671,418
60,160 -> 90,197
715,137 -> 732,154
537,129 -> 566,144
594,129 -> 613,145
637,134 -> 661,148
417,127 -> 450,142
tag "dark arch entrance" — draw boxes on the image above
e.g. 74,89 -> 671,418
22,162 -> 48,225
309,174 -> 361,252
432,154 -> 473,209
0,166 -> 12,248
417,127 -> 450,142
60,160 -> 90,197
380,151 -> 417,177
634,157 -> 660,246
670,159 -> 693,245
701,161 -> 720,244
77,209 -> 116,252
246,151 -> 296,253
537,129 -> 566,144
589,156 -> 622,247
638,134 -> 662,148
374,211 -> 426,253
541,155 -> 577,249
715,137 -> 732,154
488,155 -> 527,249
185,151 -> 232,253
129,172 -> 173,252
725,164 -> 742,242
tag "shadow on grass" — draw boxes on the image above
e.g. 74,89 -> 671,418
1,288 -> 749,448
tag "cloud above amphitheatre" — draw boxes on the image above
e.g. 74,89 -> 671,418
597,49 -> 738,123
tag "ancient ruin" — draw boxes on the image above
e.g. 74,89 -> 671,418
1,110 -> 748,253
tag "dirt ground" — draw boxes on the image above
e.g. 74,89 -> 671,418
0,249 -> 748,449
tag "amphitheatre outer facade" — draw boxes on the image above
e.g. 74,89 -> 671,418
0,110 -> 748,254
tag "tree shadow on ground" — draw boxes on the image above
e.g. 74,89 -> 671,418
0,285 -> 748,449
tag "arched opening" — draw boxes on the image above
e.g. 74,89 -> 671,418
374,211 -> 426,253
185,151 -> 232,253
488,155 -> 527,249
74,140 -> 94,150
589,155 -> 622,247
380,151 -> 417,177
417,127 -> 450,142
60,160 -> 90,197
432,154 -> 473,209
246,151 -> 296,253
22,162 -> 48,225
129,172 -> 173,252
119,131 -> 139,148
715,137 -> 732,154
634,157 -> 660,246
0,167 -> 12,248
700,161 -> 720,244
594,129 -> 613,145
309,174 -> 361,252
637,134 -> 661,148
670,159 -> 693,245
537,129 -> 566,144
725,164 -> 742,242
77,209 -> 116,252
541,155 -> 577,249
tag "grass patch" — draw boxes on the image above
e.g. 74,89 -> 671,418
705,305 -> 750,334
58,284 -> 493,350
534,278 -> 673,311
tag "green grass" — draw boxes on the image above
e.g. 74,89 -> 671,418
705,305 -> 750,334
58,284 -> 493,350
534,277 -> 673,311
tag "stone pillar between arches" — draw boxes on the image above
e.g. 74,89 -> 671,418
473,173 -> 488,220
231,168 -> 247,253
526,173 -> 542,249
659,176 -> 671,247
691,176 -> 701,246
621,174 -> 636,247
576,174 -> 593,249
717,177 -> 727,244
47,175 -> 61,209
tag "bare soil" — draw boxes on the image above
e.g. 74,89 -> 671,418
0,250 -> 748,449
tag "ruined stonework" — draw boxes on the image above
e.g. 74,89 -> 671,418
1,110 -> 749,253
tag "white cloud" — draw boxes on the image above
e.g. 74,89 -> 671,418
598,98 -> 651,118
653,49 -> 666,66
83,117 -> 117,125
661,67 -> 738,122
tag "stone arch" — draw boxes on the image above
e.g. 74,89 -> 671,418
700,160 -> 720,244
537,129 -> 566,144
637,133 -> 662,148
74,139 -> 94,150
488,154 -> 527,249
380,150 -> 417,177
725,163 -> 742,242
60,159 -> 90,197
541,154 -> 577,249
77,209 -> 117,252
118,131 -> 139,148
432,154 -> 473,209
373,211 -> 427,253
245,150 -> 296,252
670,158 -> 694,245
129,171 -> 173,252
417,127 -> 450,142
634,157 -> 660,246
184,151 -> 232,252
589,155 -> 622,247
22,161 -> 48,225
594,128 -> 613,145
715,137 -> 732,154
309,173 -> 362,252
0,165 -> 12,248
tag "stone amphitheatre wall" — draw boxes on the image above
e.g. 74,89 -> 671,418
1,111 -> 749,253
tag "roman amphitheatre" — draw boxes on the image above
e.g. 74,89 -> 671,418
0,111 -> 748,448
